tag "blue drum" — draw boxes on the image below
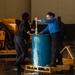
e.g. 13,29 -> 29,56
32,34 -> 51,66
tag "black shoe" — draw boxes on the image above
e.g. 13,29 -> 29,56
14,63 -> 20,67
13,67 -> 24,72
56,62 -> 63,65
18,67 -> 24,72
14,64 -> 24,72
49,64 -> 56,67
46,63 -> 56,67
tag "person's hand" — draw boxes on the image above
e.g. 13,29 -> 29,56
35,17 -> 38,21
35,17 -> 41,22
29,33 -> 34,36
39,32 -> 42,34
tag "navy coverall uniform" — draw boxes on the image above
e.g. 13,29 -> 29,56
14,20 -> 30,67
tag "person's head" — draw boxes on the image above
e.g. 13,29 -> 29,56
57,16 -> 61,21
46,12 -> 55,19
22,12 -> 29,20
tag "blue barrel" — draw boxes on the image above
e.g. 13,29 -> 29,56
32,34 -> 51,66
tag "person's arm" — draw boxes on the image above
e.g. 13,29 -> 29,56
35,17 -> 49,34
41,26 -> 48,34
37,19 -> 41,22
22,25 -> 28,33
35,17 -> 55,23
41,18 -> 55,23
35,17 -> 41,22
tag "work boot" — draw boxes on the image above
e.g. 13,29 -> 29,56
14,64 -> 24,72
17,66 -> 24,72
46,63 -> 56,67
49,64 -> 56,67
56,62 -> 63,65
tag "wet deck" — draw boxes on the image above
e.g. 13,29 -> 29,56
0,61 -> 75,75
